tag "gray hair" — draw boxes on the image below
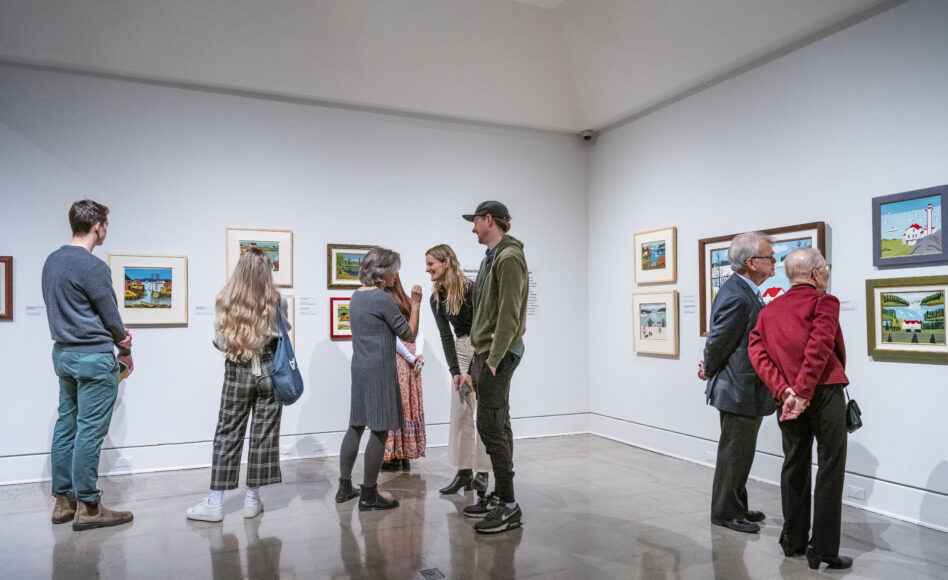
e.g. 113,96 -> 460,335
784,247 -> 826,279
728,232 -> 773,273
359,246 -> 400,286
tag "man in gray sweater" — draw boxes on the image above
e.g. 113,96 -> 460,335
42,199 -> 135,531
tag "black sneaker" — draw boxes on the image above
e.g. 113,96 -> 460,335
463,492 -> 498,518
474,503 -> 522,533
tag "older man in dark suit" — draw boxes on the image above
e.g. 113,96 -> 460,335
698,231 -> 776,533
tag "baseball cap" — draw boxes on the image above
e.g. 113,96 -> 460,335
462,200 -> 511,222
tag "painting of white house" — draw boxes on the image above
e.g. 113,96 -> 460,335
879,194 -> 942,260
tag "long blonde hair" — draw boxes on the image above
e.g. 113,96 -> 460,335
215,247 -> 281,362
427,244 -> 470,316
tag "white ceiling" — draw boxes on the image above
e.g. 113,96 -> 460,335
0,0 -> 902,132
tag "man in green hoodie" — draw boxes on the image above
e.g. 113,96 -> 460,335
460,200 -> 528,534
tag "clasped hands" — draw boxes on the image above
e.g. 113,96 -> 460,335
780,388 -> 810,422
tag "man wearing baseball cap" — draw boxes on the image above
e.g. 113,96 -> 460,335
459,200 -> 528,533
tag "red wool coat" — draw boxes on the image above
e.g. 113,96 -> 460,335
748,284 -> 849,401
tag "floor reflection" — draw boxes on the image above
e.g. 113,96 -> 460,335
187,517 -> 282,579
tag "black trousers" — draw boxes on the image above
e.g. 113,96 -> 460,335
711,411 -> 763,521
779,384 -> 847,556
471,350 -> 522,504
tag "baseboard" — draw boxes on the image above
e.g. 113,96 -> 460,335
0,412 -> 590,486
589,413 -> 948,533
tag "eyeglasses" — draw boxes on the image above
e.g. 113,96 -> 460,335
751,255 -> 776,262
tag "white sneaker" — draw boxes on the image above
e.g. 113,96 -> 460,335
186,498 -> 223,522
243,499 -> 264,518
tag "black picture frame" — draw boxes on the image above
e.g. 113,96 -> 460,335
872,184 -> 947,268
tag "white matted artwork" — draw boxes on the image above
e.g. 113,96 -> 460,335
631,290 -> 679,355
108,253 -> 188,326
226,228 -> 293,287
634,226 -> 677,284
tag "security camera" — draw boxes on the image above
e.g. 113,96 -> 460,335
580,130 -> 597,144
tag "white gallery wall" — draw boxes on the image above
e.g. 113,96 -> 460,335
0,64 -> 590,483
587,0 -> 948,530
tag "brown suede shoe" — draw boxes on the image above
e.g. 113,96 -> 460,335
51,494 -> 77,524
72,500 -> 134,531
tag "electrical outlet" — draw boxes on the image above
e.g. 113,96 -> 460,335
846,485 -> 866,501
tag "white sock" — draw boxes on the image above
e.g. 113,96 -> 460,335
208,490 -> 224,506
506,501 -> 517,509
245,487 -> 260,502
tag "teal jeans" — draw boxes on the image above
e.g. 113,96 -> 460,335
51,349 -> 119,503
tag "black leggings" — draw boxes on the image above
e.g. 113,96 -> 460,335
339,426 -> 388,487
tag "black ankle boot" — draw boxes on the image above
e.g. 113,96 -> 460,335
358,484 -> 399,511
401,458 -> 411,472
439,470 -> 474,494
335,478 -> 359,503
472,472 -> 489,492
380,459 -> 401,472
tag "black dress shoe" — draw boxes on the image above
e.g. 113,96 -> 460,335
711,517 -> 760,534
472,472 -> 489,492
806,546 -> 853,570
778,531 -> 806,557
439,471 -> 474,494
745,510 -> 765,523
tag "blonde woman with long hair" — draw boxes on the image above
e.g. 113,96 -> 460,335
426,244 -> 490,495
187,246 -> 290,522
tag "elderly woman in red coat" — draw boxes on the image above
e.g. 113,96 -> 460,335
748,247 -> 853,571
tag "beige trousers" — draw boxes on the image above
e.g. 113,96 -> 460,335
447,336 -> 491,471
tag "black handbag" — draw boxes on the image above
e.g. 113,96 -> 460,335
844,388 -> 862,433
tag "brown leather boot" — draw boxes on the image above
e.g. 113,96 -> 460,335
72,500 -> 134,531
51,494 -> 77,524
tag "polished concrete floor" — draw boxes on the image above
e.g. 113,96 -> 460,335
3,434 -> 946,579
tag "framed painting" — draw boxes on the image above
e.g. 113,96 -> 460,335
0,256 -> 12,321
226,228 -> 293,287
698,221 -> 825,336
872,184 -> 946,267
330,297 -> 352,339
284,294 -> 296,351
328,244 -> 373,289
866,275 -> 947,363
634,227 -> 677,284
108,254 -> 188,326
632,290 -> 679,355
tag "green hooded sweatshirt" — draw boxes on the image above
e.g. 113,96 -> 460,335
471,234 -> 528,368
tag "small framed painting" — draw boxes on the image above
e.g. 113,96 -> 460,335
0,256 -> 12,322
632,290 -> 679,356
634,227 -> 677,284
698,221 -> 825,336
108,253 -> 188,326
328,244 -> 373,289
872,184 -> 946,267
226,228 -> 293,287
284,294 -> 296,351
330,297 -> 352,339
866,275 -> 947,363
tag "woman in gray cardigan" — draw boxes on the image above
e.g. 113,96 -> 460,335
336,247 -> 421,510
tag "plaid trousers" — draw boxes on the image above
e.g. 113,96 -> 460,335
210,342 -> 283,490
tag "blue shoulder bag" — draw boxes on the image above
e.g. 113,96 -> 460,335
270,298 -> 304,405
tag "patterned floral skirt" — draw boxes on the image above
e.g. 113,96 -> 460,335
384,341 -> 426,460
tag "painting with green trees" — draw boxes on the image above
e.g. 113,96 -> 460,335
879,290 -> 945,345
